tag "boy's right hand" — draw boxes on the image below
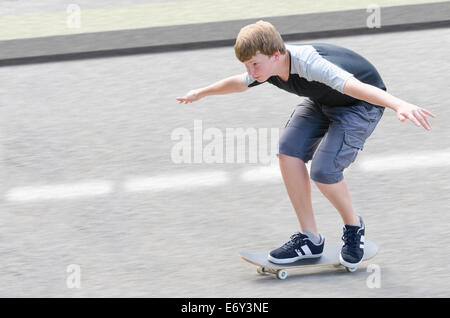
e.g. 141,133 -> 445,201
176,89 -> 202,104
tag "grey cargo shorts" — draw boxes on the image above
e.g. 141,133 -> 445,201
278,98 -> 384,184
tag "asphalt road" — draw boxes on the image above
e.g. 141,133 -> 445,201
0,27 -> 449,297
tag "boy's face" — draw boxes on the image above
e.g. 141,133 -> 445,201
243,51 -> 279,82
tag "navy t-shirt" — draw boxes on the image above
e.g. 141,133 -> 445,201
242,43 -> 386,106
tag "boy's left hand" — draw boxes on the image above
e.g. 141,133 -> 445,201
395,102 -> 436,131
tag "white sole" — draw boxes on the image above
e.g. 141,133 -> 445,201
267,253 -> 322,265
339,254 -> 362,268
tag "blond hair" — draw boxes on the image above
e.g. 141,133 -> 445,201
234,20 -> 286,62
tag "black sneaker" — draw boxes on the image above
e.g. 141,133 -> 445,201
268,232 -> 325,264
340,215 -> 365,268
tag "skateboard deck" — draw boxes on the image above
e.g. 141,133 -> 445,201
239,240 -> 378,280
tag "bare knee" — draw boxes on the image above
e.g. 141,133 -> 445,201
278,153 -> 305,165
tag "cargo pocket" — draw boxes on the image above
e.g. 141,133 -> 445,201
334,132 -> 365,170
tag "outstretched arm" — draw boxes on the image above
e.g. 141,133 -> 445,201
176,75 -> 249,104
343,77 -> 436,130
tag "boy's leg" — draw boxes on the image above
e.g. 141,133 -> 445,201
278,154 -> 318,234
310,103 -> 385,223
309,102 -> 384,267
277,99 -> 329,235
314,179 -> 360,226
268,99 -> 329,264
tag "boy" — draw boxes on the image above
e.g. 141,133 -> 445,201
176,21 -> 435,268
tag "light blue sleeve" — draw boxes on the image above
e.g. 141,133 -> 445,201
306,55 -> 354,92
290,45 -> 354,93
241,72 -> 259,87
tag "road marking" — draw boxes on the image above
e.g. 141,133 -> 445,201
240,164 -> 281,182
5,181 -> 113,202
357,151 -> 450,172
123,170 -> 230,192
239,160 -> 312,182
5,151 -> 449,201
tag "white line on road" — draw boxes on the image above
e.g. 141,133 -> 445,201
239,161 -> 311,182
123,170 -> 230,192
240,164 -> 281,182
4,151 -> 449,202
357,151 -> 450,172
5,181 -> 114,202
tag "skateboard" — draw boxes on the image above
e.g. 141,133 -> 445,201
239,240 -> 378,280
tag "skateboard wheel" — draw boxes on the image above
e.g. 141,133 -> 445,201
276,270 -> 288,280
346,267 -> 357,273
257,267 -> 266,275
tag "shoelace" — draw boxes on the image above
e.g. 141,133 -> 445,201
342,227 -> 360,249
282,233 -> 307,250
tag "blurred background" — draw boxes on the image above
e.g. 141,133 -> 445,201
0,0 -> 449,297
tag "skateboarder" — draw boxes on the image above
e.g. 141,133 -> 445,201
176,21 -> 435,269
